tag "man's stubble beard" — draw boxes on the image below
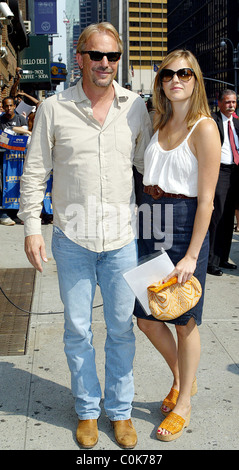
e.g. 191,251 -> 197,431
92,66 -> 116,88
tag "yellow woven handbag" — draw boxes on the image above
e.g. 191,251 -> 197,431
147,276 -> 202,321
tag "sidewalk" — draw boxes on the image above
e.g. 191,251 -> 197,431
0,223 -> 239,451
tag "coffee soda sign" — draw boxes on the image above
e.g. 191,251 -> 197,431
19,36 -> 51,84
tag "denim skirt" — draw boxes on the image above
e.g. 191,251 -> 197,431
133,193 -> 209,326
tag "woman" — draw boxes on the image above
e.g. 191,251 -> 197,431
134,50 -> 221,441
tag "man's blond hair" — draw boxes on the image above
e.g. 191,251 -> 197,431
76,22 -> 123,54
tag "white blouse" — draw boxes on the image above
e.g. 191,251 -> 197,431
143,117 -> 210,197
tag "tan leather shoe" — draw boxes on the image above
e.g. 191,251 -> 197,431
112,419 -> 137,449
76,419 -> 98,448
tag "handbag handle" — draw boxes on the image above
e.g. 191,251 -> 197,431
148,276 -> 178,293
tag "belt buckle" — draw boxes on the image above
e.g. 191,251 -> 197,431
152,186 -> 164,200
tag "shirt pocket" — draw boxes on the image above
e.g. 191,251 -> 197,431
114,125 -> 137,157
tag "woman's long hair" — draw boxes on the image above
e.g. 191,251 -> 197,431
153,50 -> 211,132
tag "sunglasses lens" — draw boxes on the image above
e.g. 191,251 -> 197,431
106,52 -> 121,62
160,68 -> 194,82
160,70 -> 174,82
86,51 -> 121,62
178,68 -> 194,81
89,51 -> 103,61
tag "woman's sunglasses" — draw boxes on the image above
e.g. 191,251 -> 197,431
81,51 -> 122,63
160,68 -> 195,83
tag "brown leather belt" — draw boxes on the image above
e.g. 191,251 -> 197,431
143,185 -> 196,200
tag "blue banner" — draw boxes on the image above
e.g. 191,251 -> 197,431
2,151 -> 53,213
42,171 -> 53,214
2,150 -> 25,209
34,0 -> 57,35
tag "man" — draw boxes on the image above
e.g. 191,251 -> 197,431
0,96 -> 28,225
208,89 -> 239,275
18,22 -> 152,448
0,96 -> 28,130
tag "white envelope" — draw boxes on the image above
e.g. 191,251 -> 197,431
123,251 -> 175,316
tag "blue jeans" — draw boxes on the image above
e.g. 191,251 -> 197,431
52,226 -> 137,420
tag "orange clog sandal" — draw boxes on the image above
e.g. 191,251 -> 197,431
161,377 -> 197,416
156,408 -> 191,442
161,387 -> 179,416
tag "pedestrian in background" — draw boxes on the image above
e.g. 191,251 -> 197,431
133,49 -> 221,441
18,22 -> 152,449
208,89 -> 239,275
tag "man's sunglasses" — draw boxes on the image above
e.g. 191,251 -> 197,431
81,51 -> 121,62
160,68 -> 195,82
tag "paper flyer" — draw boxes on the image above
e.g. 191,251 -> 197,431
123,251 -> 175,316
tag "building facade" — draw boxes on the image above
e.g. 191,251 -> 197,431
167,0 -> 239,108
79,0 -> 111,30
0,0 -> 28,102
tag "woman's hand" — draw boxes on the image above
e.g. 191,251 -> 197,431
163,254 -> 197,284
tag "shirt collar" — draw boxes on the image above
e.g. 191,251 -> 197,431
74,79 -> 89,103
69,78 -> 129,106
220,111 -> 233,123
112,80 -> 129,106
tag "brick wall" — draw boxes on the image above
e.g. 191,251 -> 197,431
0,0 -> 28,102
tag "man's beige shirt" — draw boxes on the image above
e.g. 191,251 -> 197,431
18,79 -> 152,252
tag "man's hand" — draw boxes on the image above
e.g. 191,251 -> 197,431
25,235 -> 48,272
